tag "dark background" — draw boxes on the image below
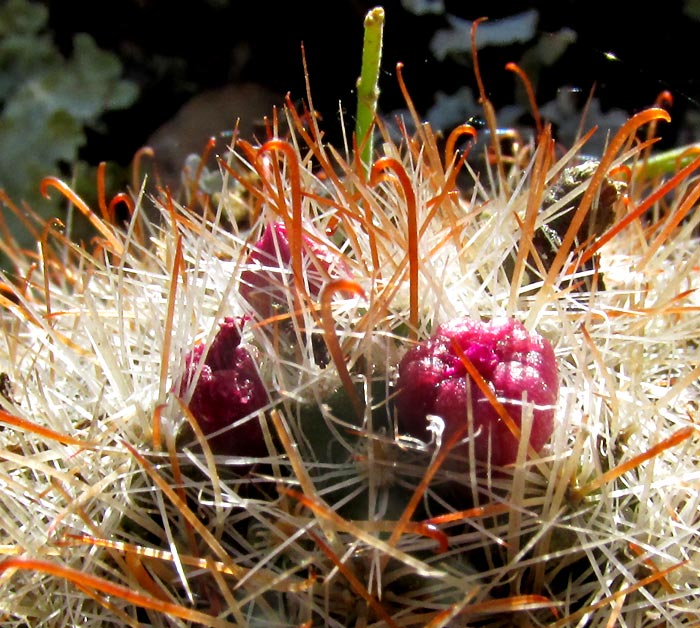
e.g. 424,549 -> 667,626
43,0 -> 700,167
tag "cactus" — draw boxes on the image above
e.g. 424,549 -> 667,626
0,8 -> 699,628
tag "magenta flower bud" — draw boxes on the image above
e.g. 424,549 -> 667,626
239,221 -> 350,320
396,317 -> 558,467
178,317 -> 269,457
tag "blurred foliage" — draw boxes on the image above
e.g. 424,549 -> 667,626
684,0 -> 700,20
0,0 -> 138,250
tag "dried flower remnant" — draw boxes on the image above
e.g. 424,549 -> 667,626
533,160 -> 625,271
178,317 -> 269,457
396,316 -> 558,466
0,373 -> 15,410
239,220 -> 351,322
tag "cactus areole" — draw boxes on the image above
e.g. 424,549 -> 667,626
396,317 -> 558,467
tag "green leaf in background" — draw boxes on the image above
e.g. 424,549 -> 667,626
0,2 -> 56,100
0,0 -> 139,253
5,33 -> 141,125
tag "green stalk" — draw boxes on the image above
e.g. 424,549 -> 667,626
634,143 -> 700,180
355,6 -> 385,177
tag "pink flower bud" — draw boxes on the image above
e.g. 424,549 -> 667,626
178,317 -> 269,457
396,317 -> 558,467
239,221 -> 350,321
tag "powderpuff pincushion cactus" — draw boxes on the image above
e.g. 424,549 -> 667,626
3,22 -> 700,625
396,316 -> 558,466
